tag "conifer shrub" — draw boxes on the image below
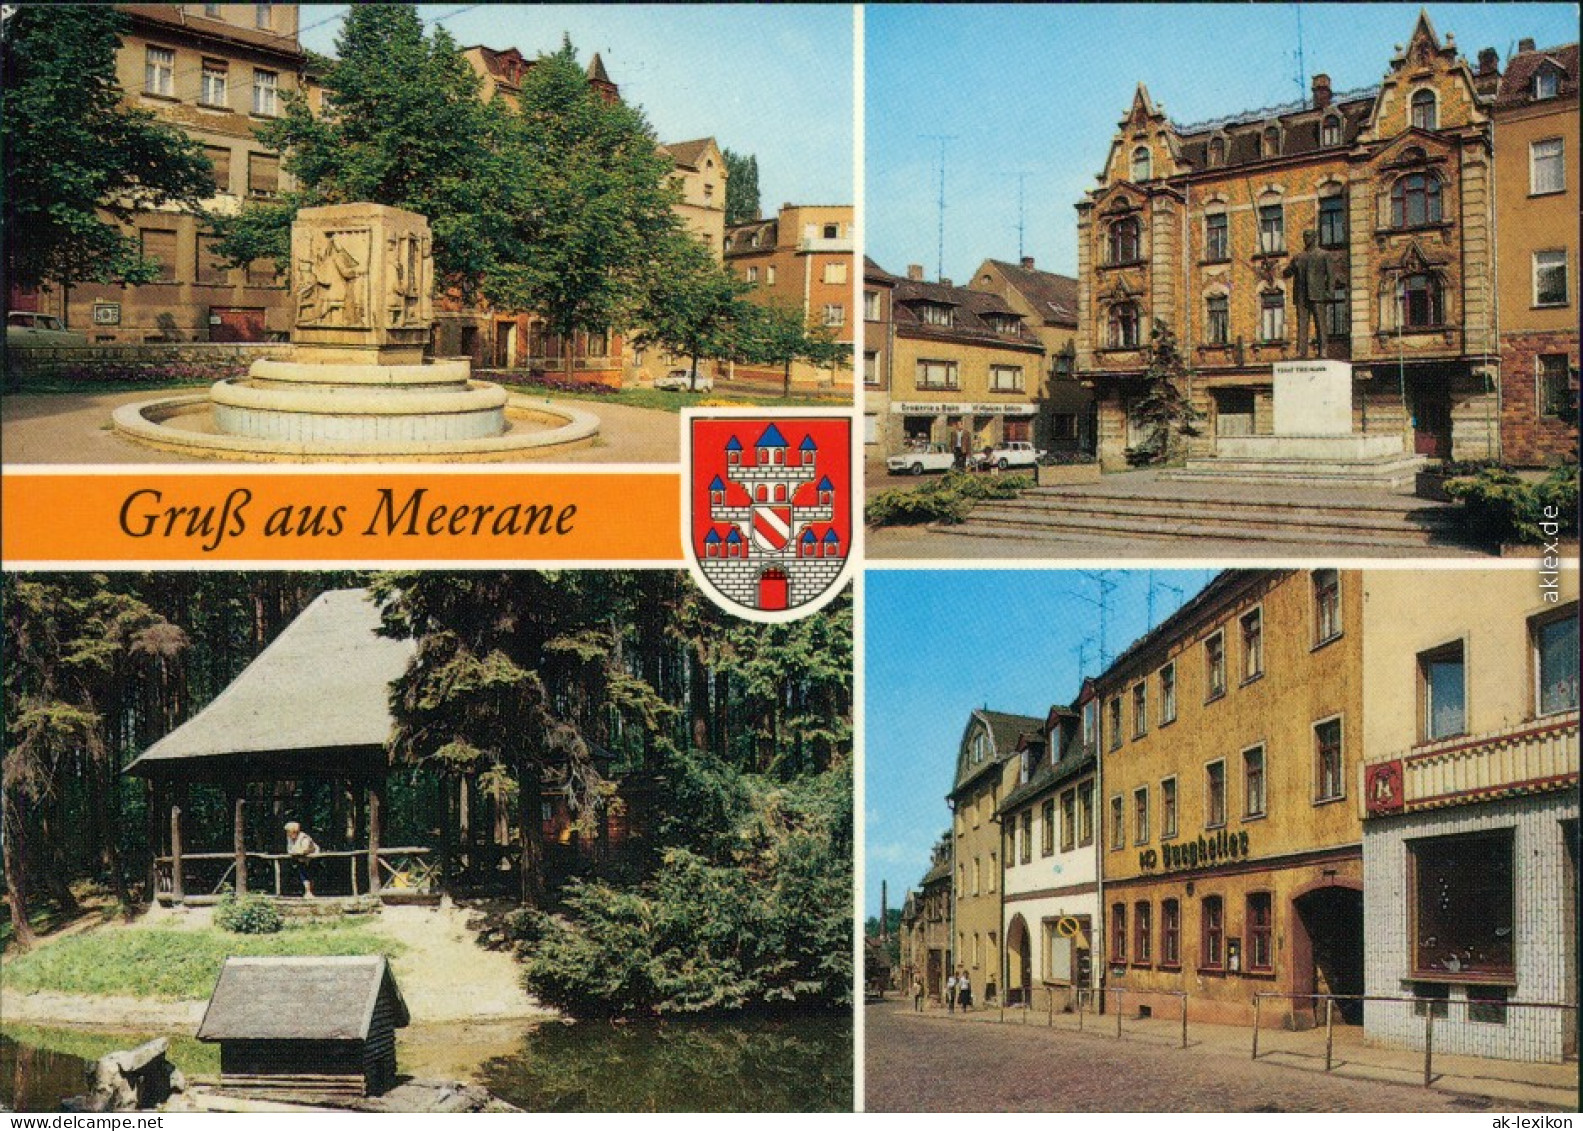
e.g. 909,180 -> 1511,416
215,893 -> 283,935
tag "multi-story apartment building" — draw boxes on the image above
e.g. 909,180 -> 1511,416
724,204 -> 855,391
37,4 -> 307,343
1076,14 -> 1504,469
1093,570 -> 1366,1027
968,257 -> 1091,453
898,833 -> 953,1002
862,257 -> 896,448
875,263 -> 1047,456
1492,40 -> 1579,466
996,703 -> 1098,1010
1359,570 -> 1579,1062
949,708 -> 1042,1009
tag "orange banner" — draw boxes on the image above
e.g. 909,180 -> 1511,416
1,471 -> 682,563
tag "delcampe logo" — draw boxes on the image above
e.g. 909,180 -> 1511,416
682,410 -> 853,622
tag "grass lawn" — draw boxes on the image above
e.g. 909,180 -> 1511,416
0,921 -> 402,1001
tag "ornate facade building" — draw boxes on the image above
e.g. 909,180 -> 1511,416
1076,14 -> 1505,469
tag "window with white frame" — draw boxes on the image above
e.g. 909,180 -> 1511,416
1257,203 -> 1284,254
1205,211 -> 1229,261
1259,292 -> 1285,341
1133,786 -> 1149,844
1078,785 -> 1094,846
917,302 -> 953,327
1132,681 -> 1147,737
1243,745 -> 1266,818
1240,607 -> 1263,682
1314,569 -> 1341,643
1533,606 -> 1579,717
1160,777 -> 1177,838
1108,215 -> 1141,264
252,68 -> 279,116
145,46 -> 175,97
1109,794 -> 1125,850
1391,173 -> 1442,228
1205,631 -> 1226,699
746,266 -> 759,283
863,350 -> 880,387
915,359 -> 958,389
200,59 -> 228,107
1061,789 -> 1076,851
1108,696 -> 1123,750
1410,89 -> 1437,130
864,290 -> 880,321
1420,641 -> 1467,741
766,265 -> 776,285
1318,191 -> 1347,248
1159,662 -> 1176,723
1314,717 -> 1344,801
822,303 -> 845,327
1132,146 -> 1152,182
1108,302 -> 1140,348
1534,250 -> 1568,307
1534,66 -> 1560,100
1205,760 -> 1226,828
1206,294 -> 1229,345
989,365 -> 1024,392
1531,138 -> 1565,195
1082,699 -> 1098,754
1321,115 -> 1342,146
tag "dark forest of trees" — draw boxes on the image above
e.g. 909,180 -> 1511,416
2,572 -> 852,1012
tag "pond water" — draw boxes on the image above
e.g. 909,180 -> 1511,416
1,1012 -> 853,1113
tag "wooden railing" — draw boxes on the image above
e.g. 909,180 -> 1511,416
153,847 -> 433,900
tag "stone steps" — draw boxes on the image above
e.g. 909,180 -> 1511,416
953,486 -> 1470,551
1163,453 -> 1430,491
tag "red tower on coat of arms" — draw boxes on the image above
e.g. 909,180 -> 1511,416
684,412 -> 852,620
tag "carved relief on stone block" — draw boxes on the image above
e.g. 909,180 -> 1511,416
295,228 -> 372,329
386,231 -> 433,328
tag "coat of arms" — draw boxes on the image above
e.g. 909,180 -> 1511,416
683,411 -> 853,621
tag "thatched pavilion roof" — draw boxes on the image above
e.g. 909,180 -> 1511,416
197,956 -> 410,1041
126,589 -> 415,784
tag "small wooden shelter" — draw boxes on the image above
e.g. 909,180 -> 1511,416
197,956 -> 410,1098
125,589 -> 425,901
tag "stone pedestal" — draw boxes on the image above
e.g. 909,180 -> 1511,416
1272,360 -> 1353,435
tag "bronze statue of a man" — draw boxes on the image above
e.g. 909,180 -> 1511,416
1283,230 -> 1334,359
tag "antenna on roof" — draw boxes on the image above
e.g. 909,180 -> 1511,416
1294,4 -> 1308,106
1009,172 -> 1031,262
1147,570 -> 1185,630
1077,571 -> 1118,669
921,135 -> 956,281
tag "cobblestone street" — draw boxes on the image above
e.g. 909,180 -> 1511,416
864,1002 -> 1527,1113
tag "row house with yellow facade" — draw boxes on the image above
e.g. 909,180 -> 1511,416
1076,13 -> 1508,469
1491,40 -> 1579,465
26,4 -> 307,343
915,568 -> 1578,1061
867,262 -> 1047,456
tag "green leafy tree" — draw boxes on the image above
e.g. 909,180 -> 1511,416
739,302 -> 851,398
487,37 -> 687,378
212,4 -> 505,296
722,149 -> 760,225
1127,318 -> 1203,465
1,7 -> 213,290
633,234 -> 753,390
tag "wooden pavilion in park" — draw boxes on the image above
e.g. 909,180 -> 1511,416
126,586 -> 651,904
125,588 -> 431,904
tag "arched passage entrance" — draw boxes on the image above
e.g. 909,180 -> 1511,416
1006,913 -> 1032,1006
1292,880 -> 1365,1026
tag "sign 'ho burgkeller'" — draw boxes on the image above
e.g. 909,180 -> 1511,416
684,411 -> 853,621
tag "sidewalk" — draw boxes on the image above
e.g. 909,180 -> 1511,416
899,997 -> 1578,1110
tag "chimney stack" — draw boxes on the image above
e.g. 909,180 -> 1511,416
1311,73 -> 1332,109
1478,47 -> 1499,75
1021,256 -> 1036,270
939,277 -> 953,288
907,264 -> 924,281
1518,38 -> 1536,53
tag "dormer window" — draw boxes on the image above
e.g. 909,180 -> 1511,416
1410,89 -> 1437,131
918,302 -> 954,327
1534,66 -> 1560,100
1262,125 -> 1281,156
1321,115 -> 1342,147
1132,145 -> 1152,181
1208,136 -> 1226,166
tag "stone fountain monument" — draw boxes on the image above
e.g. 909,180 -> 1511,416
115,204 -> 596,460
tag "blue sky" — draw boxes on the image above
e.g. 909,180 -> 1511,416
298,4 -> 854,208
866,3 -> 1579,285
864,569 -> 1217,920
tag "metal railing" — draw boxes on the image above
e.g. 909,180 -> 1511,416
1251,992 -> 1579,1088
988,984 -> 1190,1048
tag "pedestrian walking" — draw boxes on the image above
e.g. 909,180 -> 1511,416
957,967 -> 973,1011
946,972 -> 958,1012
284,820 -> 319,897
912,976 -> 924,1012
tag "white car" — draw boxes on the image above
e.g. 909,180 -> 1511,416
886,443 -> 956,476
5,311 -> 87,346
969,441 -> 1045,471
653,367 -> 713,392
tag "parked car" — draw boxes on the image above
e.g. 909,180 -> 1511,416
969,440 -> 1045,470
886,443 -> 956,476
653,367 -> 713,392
5,311 -> 87,346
